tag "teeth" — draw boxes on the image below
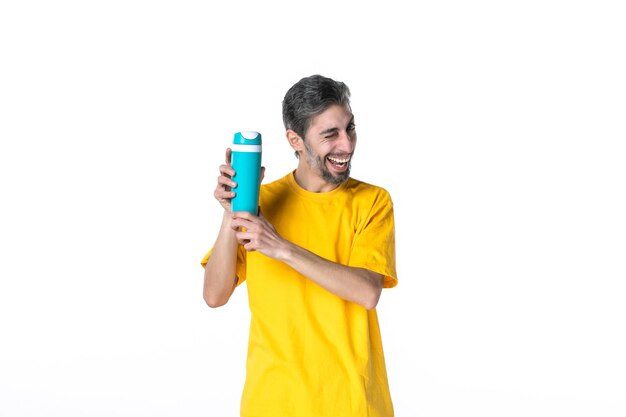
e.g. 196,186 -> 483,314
327,156 -> 350,164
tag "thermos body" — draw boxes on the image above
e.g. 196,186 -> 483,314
231,131 -> 262,214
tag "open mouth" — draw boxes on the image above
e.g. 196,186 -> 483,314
326,155 -> 351,171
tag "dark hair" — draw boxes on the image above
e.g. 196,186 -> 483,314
282,74 -> 351,140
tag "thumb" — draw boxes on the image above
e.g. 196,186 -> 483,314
260,166 -> 266,182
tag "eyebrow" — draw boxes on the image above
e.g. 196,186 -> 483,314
318,116 -> 355,136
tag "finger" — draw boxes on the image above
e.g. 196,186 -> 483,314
231,218 -> 253,230
238,238 -> 253,248
260,166 -> 265,182
217,174 -> 237,189
225,148 -> 232,164
215,189 -> 235,201
232,211 -> 255,220
219,164 -> 236,178
243,242 -> 257,252
235,231 -> 254,244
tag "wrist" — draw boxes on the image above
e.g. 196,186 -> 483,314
276,240 -> 296,263
220,211 -> 234,229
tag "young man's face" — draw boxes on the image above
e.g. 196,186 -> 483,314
302,104 -> 357,185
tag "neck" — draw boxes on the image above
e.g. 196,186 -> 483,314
293,165 -> 341,193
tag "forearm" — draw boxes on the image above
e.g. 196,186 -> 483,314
277,243 -> 383,310
230,210 -> 384,310
203,212 -> 239,307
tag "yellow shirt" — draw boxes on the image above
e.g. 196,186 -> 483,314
202,172 -> 397,417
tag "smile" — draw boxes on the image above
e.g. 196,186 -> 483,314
326,155 -> 351,167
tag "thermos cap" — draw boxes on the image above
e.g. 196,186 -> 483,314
233,131 -> 262,145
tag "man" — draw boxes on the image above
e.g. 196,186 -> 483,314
201,74 -> 397,417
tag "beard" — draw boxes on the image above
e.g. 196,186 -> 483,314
304,140 -> 351,185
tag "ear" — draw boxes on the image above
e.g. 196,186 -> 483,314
286,129 -> 304,154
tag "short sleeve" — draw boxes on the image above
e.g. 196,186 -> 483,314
348,190 -> 397,288
200,245 -> 248,287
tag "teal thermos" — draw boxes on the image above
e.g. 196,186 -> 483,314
231,131 -> 262,214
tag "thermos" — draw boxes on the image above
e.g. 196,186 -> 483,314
231,131 -> 262,214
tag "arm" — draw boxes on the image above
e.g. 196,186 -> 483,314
231,211 -> 384,310
202,148 -> 253,308
203,212 -> 239,308
281,244 -> 383,310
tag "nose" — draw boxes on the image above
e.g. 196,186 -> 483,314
338,130 -> 355,153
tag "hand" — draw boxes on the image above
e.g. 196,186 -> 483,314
231,209 -> 287,259
213,148 -> 265,212
214,148 -> 237,212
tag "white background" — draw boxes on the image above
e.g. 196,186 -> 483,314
1,1 -> 625,416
